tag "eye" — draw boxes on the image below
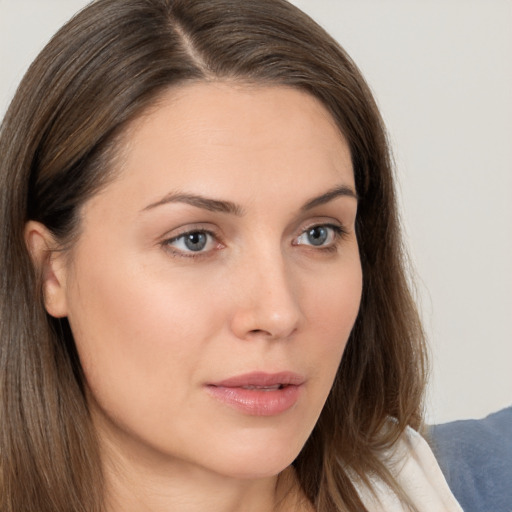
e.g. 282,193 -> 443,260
294,224 -> 343,248
165,230 -> 217,254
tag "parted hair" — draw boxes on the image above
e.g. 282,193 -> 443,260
0,1 -> 427,511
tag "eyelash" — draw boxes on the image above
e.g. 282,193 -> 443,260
162,223 -> 348,259
293,223 -> 347,253
162,228 -> 220,258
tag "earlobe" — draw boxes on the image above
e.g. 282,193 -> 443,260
24,221 -> 69,318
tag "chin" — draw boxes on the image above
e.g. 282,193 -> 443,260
212,453 -> 296,481
196,427 -> 309,480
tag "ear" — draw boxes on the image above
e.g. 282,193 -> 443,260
24,221 -> 69,318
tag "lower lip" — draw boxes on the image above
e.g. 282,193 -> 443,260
205,385 -> 302,416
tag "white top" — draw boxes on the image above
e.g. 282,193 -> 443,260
358,428 -> 463,511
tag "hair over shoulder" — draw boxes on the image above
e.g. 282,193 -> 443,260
0,1 -> 428,511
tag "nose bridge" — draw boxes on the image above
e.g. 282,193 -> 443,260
230,241 -> 302,340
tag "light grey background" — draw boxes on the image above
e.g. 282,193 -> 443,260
1,0 -> 511,424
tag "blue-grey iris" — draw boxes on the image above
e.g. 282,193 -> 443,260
307,226 -> 328,246
184,232 -> 207,251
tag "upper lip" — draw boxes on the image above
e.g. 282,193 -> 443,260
208,371 -> 305,388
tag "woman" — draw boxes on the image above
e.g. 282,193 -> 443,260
0,0 -> 462,511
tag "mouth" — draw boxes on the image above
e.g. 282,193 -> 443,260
205,371 -> 305,416
209,371 -> 305,388
239,384 -> 283,391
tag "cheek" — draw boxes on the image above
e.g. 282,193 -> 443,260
65,256 -> 234,464
65,252 -> 222,418
298,255 -> 363,399
305,258 -> 362,344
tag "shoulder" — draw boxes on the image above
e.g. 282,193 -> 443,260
358,426 -> 464,512
428,406 -> 512,512
390,427 -> 463,511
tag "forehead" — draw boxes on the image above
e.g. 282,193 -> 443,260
88,82 -> 354,218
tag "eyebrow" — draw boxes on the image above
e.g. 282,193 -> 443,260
142,192 -> 244,215
300,185 -> 358,211
142,184 -> 357,215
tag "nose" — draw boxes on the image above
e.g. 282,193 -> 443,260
229,251 -> 302,341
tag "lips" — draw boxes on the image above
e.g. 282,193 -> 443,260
205,371 -> 304,416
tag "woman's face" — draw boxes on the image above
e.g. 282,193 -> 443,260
48,83 -> 362,479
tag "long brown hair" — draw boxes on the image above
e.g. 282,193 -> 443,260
0,1 -> 427,511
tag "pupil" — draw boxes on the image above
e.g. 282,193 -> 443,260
184,232 -> 207,251
307,227 -> 327,246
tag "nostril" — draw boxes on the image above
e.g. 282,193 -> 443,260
248,328 -> 273,338
247,326 -> 297,340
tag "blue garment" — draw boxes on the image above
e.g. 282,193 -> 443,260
428,407 -> 512,512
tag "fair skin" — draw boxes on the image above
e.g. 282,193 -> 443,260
26,83 -> 362,512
